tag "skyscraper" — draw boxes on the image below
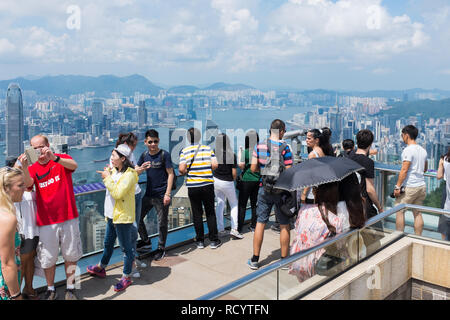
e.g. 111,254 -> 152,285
91,99 -> 103,124
6,83 -> 24,157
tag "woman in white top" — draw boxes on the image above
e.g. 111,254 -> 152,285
301,128 -> 334,204
437,148 -> 450,241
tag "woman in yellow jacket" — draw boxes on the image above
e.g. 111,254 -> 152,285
87,145 -> 138,292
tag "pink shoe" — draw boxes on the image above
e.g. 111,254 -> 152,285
114,277 -> 132,292
87,265 -> 106,278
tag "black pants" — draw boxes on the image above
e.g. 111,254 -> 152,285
237,181 -> 260,232
188,184 -> 218,242
139,195 -> 169,249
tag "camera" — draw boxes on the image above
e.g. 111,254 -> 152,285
390,186 -> 405,198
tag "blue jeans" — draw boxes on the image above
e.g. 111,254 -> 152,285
100,219 -> 135,276
256,188 -> 290,225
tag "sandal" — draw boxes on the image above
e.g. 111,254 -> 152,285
22,291 -> 40,300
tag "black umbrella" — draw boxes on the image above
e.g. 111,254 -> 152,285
274,156 -> 364,191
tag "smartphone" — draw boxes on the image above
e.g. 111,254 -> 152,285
25,147 -> 40,164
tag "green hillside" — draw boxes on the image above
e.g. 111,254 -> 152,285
380,99 -> 450,119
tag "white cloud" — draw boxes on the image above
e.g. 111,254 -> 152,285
0,38 -> 15,54
0,0 -> 438,76
372,68 -> 392,75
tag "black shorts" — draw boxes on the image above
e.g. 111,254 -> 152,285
20,236 -> 39,255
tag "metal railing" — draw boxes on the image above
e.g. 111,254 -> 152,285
197,203 -> 449,300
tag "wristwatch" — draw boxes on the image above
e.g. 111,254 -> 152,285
54,156 -> 61,163
394,185 -> 401,190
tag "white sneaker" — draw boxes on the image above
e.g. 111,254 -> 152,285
131,268 -> 141,278
230,229 -> 244,239
136,259 -> 147,268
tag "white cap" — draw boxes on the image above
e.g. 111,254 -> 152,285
114,144 -> 131,160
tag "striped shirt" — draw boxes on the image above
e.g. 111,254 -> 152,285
180,144 -> 216,187
253,139 -> 293,184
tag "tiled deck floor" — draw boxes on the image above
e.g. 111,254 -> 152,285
56,224 -> 293,300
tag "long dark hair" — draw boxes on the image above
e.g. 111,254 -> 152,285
308,127 -> 334,156
245,130 -> 259,151
314,182 -> 339,236
215,133 -> 235,165
113,150 -> 134,173
339,173 -> 366,228
444,147 -> 450,162
116,132 -> 138,148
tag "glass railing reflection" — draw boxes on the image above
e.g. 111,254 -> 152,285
374,166 -> 444,240
200,203 -> 448,300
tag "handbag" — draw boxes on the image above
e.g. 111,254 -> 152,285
236,172 -> 244,191
280,191 -> 299,218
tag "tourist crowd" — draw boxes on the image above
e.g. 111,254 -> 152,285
0,121 -> 448,300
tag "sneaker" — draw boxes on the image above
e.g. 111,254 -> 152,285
131,268 -> 141,278
114,277 -> 132,292
153,248 -> 166,261
209,239 -> 222,249
218,230 -> 229,237
271,224 -> 281,234
135,259 -> 147,268
247,259 -> 259,270
65,289 -> 78,300
230,229 -> 244,239
87,265 -> 106,278
196,241 -> 205,249
249,226 -> 255,233
44,289 -> 58,300
136,239 -> 152,252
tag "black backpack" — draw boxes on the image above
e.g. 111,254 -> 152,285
261,140 -> 287,194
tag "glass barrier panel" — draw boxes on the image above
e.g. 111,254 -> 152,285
375,169 -> 444,241
216,270 -> 279,300
277,232 -> 358,300
359,218 -> 403,260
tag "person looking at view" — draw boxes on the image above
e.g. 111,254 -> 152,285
437,148 -> 450,241
394,125 -> 428,236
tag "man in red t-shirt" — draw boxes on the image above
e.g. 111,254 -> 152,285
20,134 -> 82,300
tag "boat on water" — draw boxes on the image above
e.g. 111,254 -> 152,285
92,158 -> 109,163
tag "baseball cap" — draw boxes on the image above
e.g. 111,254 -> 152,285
114,144 -> 132,160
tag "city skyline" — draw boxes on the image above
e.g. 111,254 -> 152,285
0,0 -> 449,90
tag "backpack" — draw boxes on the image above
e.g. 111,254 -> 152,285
261,140 -> 287,194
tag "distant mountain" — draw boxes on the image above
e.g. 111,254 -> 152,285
378,98 -> 450,119
167,85 -> 199,94
203,82 -> 255,91
0,74 -> 163,97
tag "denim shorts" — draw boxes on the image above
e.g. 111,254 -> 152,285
256,188 -> 290,225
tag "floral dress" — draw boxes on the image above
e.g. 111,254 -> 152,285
288,203 -> 347,282
0,232 -> 21,300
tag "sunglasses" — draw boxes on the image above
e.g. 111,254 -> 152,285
147,140 -> 159,145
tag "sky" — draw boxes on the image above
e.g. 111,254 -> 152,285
0,0 -> 449,91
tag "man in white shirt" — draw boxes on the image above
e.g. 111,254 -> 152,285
394,125 -> 428,235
